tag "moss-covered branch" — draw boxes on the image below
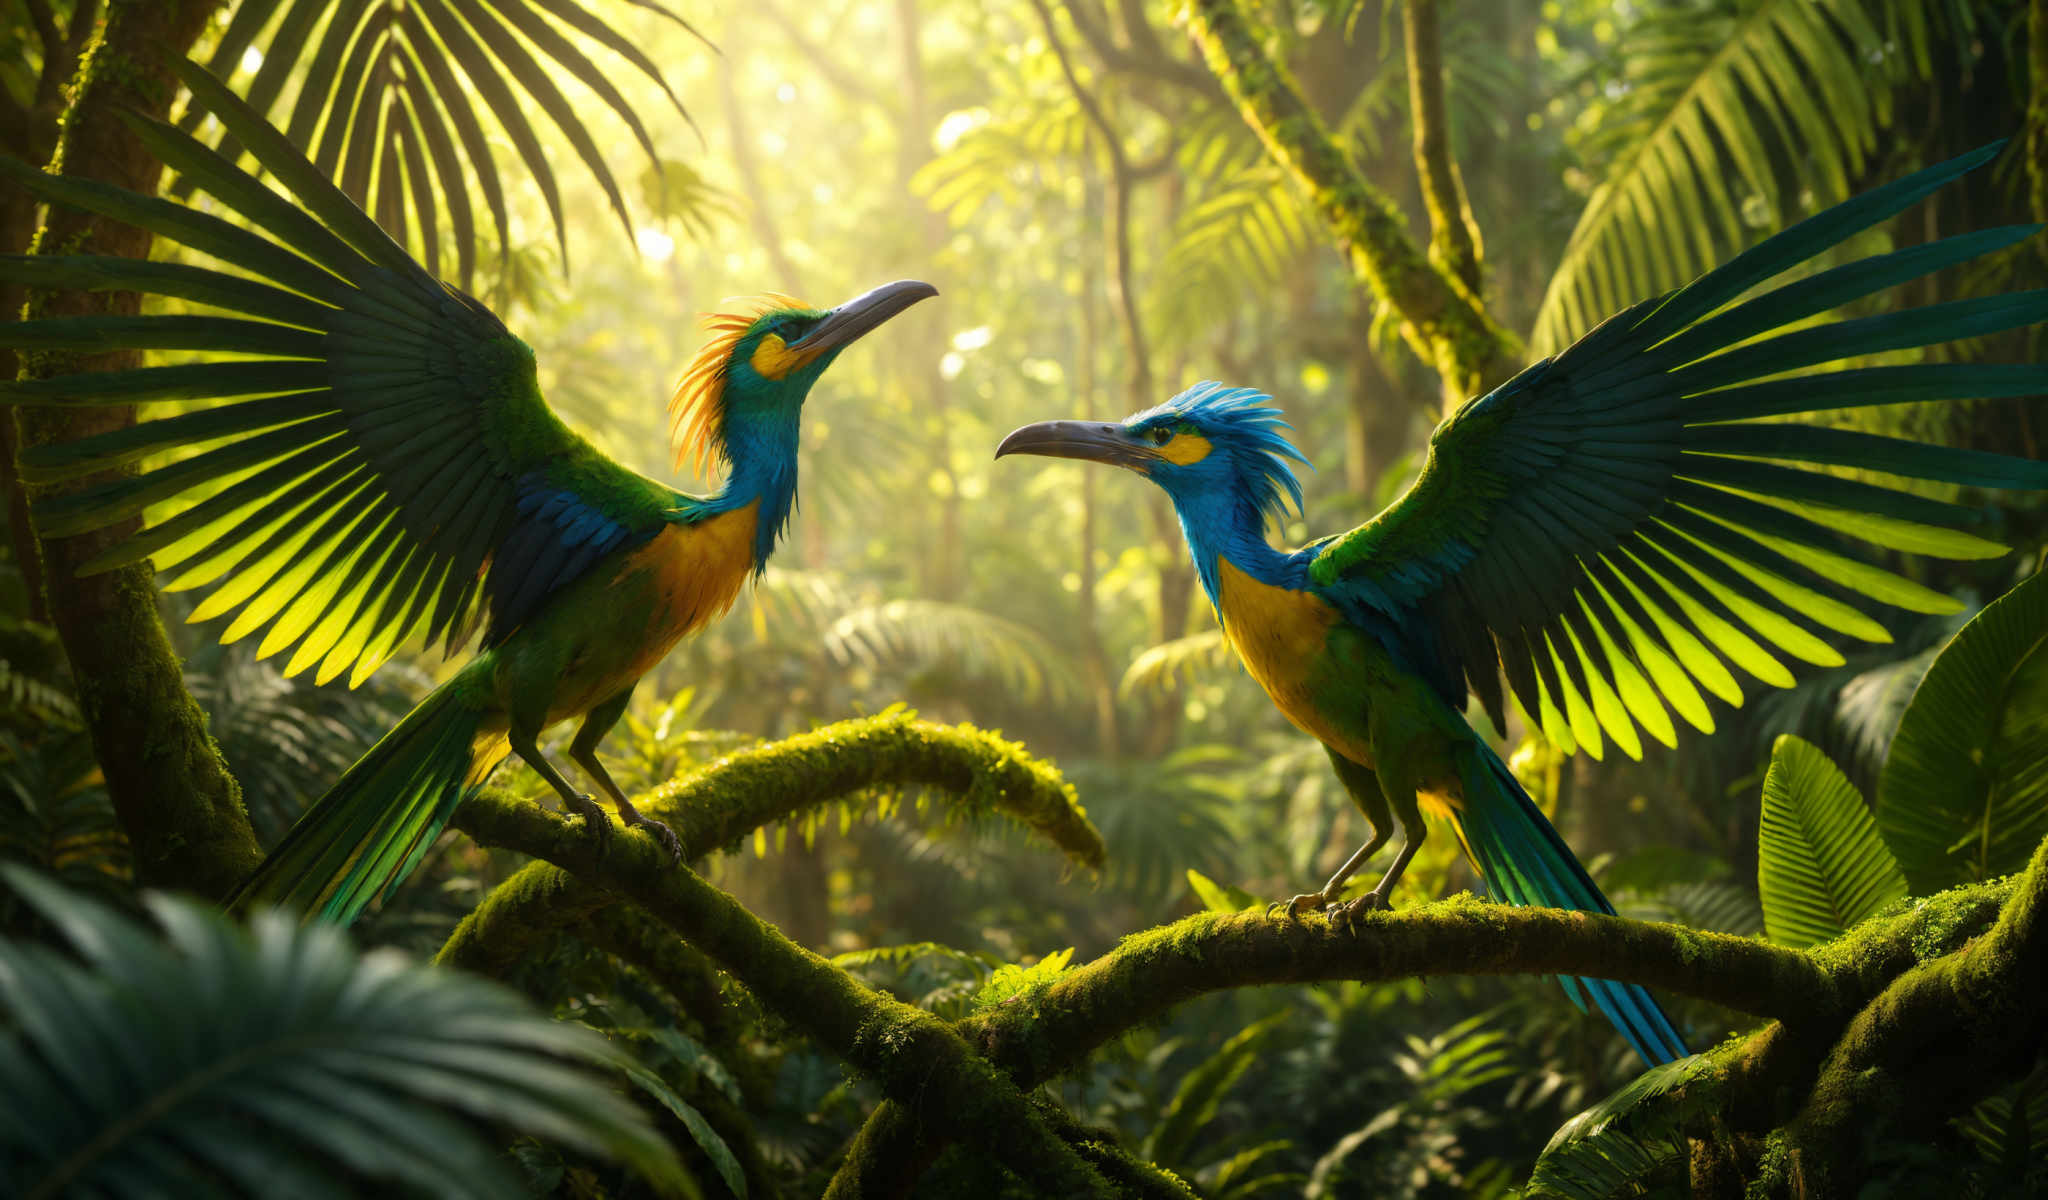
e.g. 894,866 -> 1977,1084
831,880 -> 2015,1195
11,0 -> 260,900
1183,0 -> 1521,404
1776,836 -> 2048,1194
1402,0 -> 1482,295
437,713 -> 1101,975
444,782 -> 1117,1197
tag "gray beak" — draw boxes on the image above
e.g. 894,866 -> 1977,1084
787,279 -> 939,355
994,420 -> 1157,469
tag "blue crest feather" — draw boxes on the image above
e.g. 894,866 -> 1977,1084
1128,382 -> 1310,525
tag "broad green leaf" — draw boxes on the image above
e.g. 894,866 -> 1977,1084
1879,571 -> 2048,892
1758,734 -> 1907,947
1186,868 -> 1258,913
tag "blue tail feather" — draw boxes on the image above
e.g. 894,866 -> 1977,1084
1453,744 -> 1688,1066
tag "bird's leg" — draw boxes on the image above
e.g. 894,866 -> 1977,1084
1271,750 -> 1391,919
510,725 -> 610,859
1332,785 -> 1428,926
571,688 -> 681,864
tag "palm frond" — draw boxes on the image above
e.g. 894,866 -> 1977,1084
1531,0 -> 1942,355
823,599 -> 1081,702
1120,629 -> 1237,698
1148,164 -> 1321,339
182,0 -> 703,284
0,864 -> 692,1198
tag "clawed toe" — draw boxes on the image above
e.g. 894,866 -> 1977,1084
632,815 -> 683,864
563,792 -> 611,860
1330,890 -> 1391,928
1266,892 -> 1328,920
615,800 -> 683,865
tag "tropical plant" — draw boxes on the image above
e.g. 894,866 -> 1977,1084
0,864 -> 690,1198
1531,0 -> 1985,354
180,0 -> 705,283
1756,734 -> 1908,948
1878,568 -> 2048,891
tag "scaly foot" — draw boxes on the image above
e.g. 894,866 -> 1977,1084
616,797 -> 683,864
1265,891 -> 1330,920
562,791 -> 612,862
1329,889 -> 1392,929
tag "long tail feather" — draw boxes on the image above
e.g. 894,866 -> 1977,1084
1452,744 -> 1689,1066
226,677 -> 497,926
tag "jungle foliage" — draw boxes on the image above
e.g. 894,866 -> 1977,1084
3,0 -> 2047,1197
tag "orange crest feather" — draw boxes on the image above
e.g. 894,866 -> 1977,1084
667,292 -> 807,477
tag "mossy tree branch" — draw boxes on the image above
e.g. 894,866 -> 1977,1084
1182,0 -> 1521,407
447,783 -> 1118,1198
1779,835 -> 2048,1195
12,0 -> 262,900
1402,0 -> 1482,296
829,878 -> 2018,1195
437,712 -> 1102,976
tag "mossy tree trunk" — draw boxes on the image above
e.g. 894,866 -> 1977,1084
11,0 -> 263,899
1184,0 -> 1523,410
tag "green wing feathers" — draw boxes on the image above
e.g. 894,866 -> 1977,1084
1312,143 -> 2048,761
0,59 -> 644,687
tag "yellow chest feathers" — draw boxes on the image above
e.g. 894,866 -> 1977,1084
620,504 -> 759,664
1216,559 -> 1341,735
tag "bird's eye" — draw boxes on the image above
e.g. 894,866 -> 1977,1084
1147,426 -> 1173,445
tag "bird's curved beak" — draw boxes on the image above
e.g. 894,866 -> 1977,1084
786,279 -> 939,356
995,420 -> 1156,469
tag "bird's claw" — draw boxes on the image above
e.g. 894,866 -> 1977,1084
1329,890 -> 1391,929
626,811 -> 683,864
563,792 -> 612,861
615,799 -> 683,865
1266,892 -> 1329,920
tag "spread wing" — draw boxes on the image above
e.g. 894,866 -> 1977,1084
0,59 -> 675,687
1309,144 -> 2048,759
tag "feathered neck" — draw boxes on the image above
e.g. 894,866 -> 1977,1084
704,406 -> 800,571
1167,481 -> 1304,612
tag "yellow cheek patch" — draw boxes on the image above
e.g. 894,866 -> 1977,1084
1157,433 -> 1213,465
749,333 -> 817,380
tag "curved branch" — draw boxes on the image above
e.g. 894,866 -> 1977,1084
1783,836 -> 2048,1194
437,712 -> 1101,974
443,782 -> 1116,1197
832,879 -> 2016,1195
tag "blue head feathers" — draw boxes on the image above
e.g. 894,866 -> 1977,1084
1122,382 -> 1311,526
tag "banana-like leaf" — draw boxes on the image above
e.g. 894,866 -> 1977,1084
0,865 -> 692,1199
1878,571 -> 2048,892
1757,733 -> 1906,948
182,0 -> 703,284
1531,0 -> 1954,355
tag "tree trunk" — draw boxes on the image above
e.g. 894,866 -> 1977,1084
13,0 -> 263,900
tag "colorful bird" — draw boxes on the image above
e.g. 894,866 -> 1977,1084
0,60 -> 934,925
997,144 -> 2048,1065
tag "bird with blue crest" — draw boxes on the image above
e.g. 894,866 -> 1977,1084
997,144 -> 2048,1066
